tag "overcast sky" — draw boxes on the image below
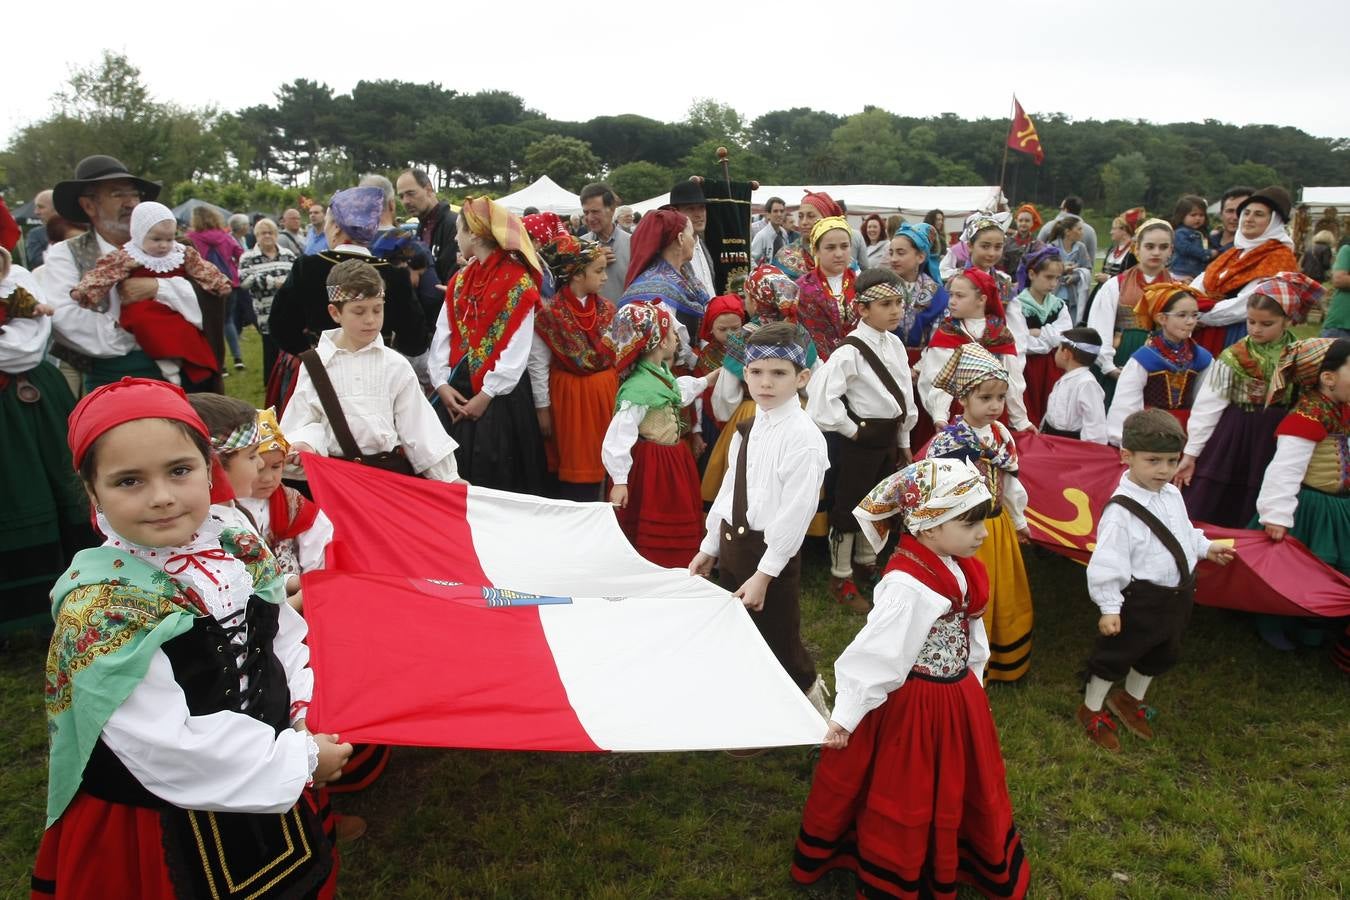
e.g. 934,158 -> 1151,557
8,1 -> 1349,146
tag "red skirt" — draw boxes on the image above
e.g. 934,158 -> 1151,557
266,350 -> 302,417
791,671 -> 1029,899
1021,353 -> 1062,430
615,439 -> 703,568
32,789 -> 338,899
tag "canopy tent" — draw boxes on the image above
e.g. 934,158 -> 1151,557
1300,187 -> 1350,215
172,198 -> 233,227
630,184 -> 1006,225
495,175 -> 582,216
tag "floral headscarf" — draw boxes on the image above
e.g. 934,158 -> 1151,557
742,263 -> 800,320
255,407 -> 290,456
853,458 -> 991,550
329,186 -> 384,245
604,300 -> 673,375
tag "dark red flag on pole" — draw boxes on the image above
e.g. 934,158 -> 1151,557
1007,98 -> 1044,165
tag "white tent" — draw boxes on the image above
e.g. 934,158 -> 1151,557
1300,186 -> 1350,214
495,175 -> 582,215
630,184 -> 1006,225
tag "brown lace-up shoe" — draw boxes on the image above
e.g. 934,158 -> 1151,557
1076,705 -> 1121,752
1106,689 -> 1156,740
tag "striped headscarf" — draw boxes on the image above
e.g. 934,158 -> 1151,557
460,196 -> 543,282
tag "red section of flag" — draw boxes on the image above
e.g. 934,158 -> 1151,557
301,454 -> 601,750
1007,99 -> 1044,165
1015,433 -> 1350,617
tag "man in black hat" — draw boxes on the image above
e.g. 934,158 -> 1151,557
43,155 -> 166,390
664,180 -> 716,298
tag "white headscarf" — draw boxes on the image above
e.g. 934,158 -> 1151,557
1233,207 -> 1294,253
124,201 -> 185,272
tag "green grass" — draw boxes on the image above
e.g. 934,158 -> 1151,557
3,330 -> 1347,898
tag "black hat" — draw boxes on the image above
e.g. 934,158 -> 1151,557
53,155 -> 161,224
1237,185 -> 1292,224
662,179 -> 707,209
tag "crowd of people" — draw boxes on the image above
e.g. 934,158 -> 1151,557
4,153 -> 1350,899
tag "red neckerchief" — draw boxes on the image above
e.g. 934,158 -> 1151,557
533,285 -> 615,375
928,315 -> 1017,355
884,533 -> 990,618
268,485 -> 319,542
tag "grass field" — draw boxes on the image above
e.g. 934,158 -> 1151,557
3,328 -> 1347,898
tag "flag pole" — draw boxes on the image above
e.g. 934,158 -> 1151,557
999,96 -> 1013,199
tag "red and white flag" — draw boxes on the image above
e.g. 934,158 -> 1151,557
300,454 -> 827,752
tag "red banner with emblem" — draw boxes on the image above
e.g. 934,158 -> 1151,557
1007,98 -> 1044,165
1015,433 -> 1350,617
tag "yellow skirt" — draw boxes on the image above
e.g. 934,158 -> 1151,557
976,508 -> 1033,682
701,398 -> 757,502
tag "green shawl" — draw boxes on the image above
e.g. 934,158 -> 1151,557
614,360 -> 682,413
44,527 -> 285,826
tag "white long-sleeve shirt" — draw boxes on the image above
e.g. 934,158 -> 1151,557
236,496 -> 334,573
1255,435 -> 1317,529
1105,359 -> 1148,446
805,321 -> 917,448
1086,473 -> 1212,615
917,322 -> 1031,431
428,302 -> 535,399
698,401 -> 829,578
1191,269 -> 1264,327
282,329 -> 459,481
43,232 -> 140,357
1042,366 -> 1108,443
1183,369 -> 1232,458
830,562 -> 989,733
600,374 -> 705,485
0,265 -> 52,372
98,516 -> 318,813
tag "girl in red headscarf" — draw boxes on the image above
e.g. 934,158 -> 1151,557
692,293 -> 746,458
431,197 -> 548,494
532,223 -> 619,502
918,268 -> 1032,432
33,377 -> 350,900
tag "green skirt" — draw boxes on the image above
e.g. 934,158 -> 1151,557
0,363 -> 95,632
1250,487 -> 1350,576
1098,327 -> 1148,408
85,349 -> 162,390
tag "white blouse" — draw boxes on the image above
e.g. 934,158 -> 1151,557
428,302 -> 536,399
97,514 -> 319,813
830,562 -> 990,733
0,264 -> 52,372
282,329 -> 459,481
601,374 -> 705,485
698,401 -> 829,577
917,321 -> 1031,431
43,232 -> 139,357
1255,435 -> 1317,529
805,322 -> 918,448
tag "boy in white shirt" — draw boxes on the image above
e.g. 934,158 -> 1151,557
284,259 -> 459,481
1041,326 -> 1108,443
1081,408 -> 1235,751
690,322 -> 831,716
806,268 -> 917,610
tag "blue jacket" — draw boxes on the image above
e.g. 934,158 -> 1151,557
1171,227 -> 1211,279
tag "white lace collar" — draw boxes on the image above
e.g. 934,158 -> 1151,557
123,239 -> 186,273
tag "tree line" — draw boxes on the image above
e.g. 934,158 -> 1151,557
4,52 -> 1348,216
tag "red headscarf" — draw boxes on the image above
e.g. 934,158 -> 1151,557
623,209 -> 689,290
699,294 -> 746,342
67,376 -> 234,503
1014,203 -> 1042,232
959,267 -> 1005,318
800,191 -> 843,219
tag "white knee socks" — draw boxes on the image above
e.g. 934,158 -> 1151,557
1084,676 -> 1112,711
829,529 -> 854,579
1125,669 -> 1153,701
